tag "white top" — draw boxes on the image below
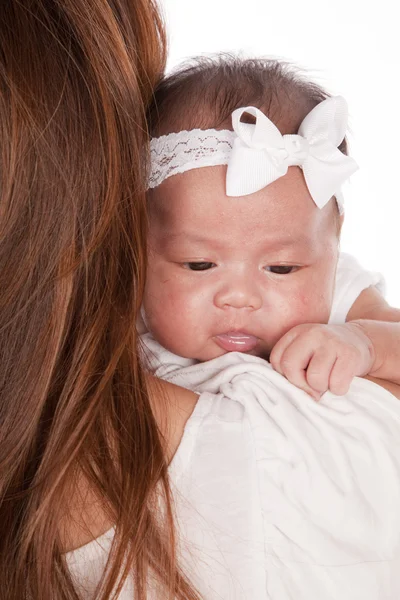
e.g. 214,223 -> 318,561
67,253 -> 396,599
329,252 -> 384,324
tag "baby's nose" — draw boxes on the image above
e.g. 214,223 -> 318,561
214,276 -> 262,311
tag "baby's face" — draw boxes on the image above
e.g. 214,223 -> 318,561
144,165 -> 339,361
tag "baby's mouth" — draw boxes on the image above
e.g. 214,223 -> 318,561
214,332 -> 259,353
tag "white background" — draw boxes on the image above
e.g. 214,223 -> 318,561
159,0 -> 400,305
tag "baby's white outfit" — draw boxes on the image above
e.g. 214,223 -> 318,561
67,253 -> 400,600
329,252 -> 384,324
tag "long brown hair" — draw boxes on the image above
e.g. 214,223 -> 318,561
0,1 -> 200,598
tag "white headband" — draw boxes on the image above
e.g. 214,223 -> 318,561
149,96 -> 359,213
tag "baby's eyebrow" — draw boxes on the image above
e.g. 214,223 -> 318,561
259,234 -> 311,249
164,230 -> 310,249
165,232 -> 217,245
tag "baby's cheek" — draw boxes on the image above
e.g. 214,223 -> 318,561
147,285 -> 182,326
144,282 -> 206,356
264,293 -> 330,352
272,285 -> 331,337
294,287 -> 331,323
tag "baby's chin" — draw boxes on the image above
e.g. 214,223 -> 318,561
192,341 -> 270,363
246,347 -> 270,360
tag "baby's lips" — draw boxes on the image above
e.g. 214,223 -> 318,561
214,332 -> 258,352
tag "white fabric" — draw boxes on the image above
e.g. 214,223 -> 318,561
149,128 -> 235,188
149,97 -> 358,213
154,348 -> 400,600
67,351 -> 400,599
329,252 -> 385,324
226,98 -> 358,211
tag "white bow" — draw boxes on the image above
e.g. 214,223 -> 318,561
226,96 -> 358,209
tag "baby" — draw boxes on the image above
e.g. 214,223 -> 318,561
142,56 -> 400,399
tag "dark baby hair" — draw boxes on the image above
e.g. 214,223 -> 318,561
148,54 -> 347,156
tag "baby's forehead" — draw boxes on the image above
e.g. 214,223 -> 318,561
148,165 -> 334,243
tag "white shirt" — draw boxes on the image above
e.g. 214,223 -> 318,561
329,252 -> 384,323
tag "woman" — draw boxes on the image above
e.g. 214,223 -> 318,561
0,1 -> 199,598
1,2 -> 400,600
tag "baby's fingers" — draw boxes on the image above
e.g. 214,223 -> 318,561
269,328 -> 302,371
329,356 -> 358,396
305,348 -> 337,394
271,337 -> 322,400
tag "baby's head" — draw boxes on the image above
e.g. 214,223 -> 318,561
143,56 -> 357,361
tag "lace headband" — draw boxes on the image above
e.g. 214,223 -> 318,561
149,96 -> 359,213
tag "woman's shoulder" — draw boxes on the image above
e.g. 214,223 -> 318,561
62,371 -> 400,558
156,353 -> 400,446
168,359 -> 400,485
61,378 -> 199,555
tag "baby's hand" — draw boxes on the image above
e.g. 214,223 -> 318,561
269,322 -> 375,400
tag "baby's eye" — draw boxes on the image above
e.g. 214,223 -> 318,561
265,265 -> 298,275
184,262 -> 216,271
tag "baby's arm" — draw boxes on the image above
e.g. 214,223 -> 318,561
270,286 -> 400,400
346,285 -> 400,384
